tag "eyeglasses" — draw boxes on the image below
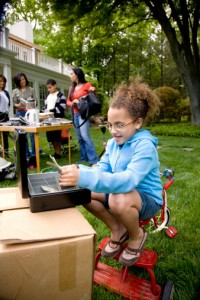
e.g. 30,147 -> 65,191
106,121 -> 136,131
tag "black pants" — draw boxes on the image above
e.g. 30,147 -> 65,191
0,112 -> 9,156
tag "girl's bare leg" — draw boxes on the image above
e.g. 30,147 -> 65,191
109,191 -> 145,251
83,192 -> 127,247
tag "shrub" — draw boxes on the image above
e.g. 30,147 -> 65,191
179,97 -> 191,121
154,86 -> 182,122
146,123 -> 200,137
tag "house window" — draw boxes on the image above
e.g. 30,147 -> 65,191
39,84 -> 48,109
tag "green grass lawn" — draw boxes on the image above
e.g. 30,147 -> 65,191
1,124 -> 200,300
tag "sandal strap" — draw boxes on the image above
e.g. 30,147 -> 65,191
125,230 -> 147,254
109,231 -> 129,246
126,246 -> 143,254
109,239 -> 123,246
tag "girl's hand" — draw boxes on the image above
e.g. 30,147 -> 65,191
73,99 -> 79,104
59,164 -> 80,187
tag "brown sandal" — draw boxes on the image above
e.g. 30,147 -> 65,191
101,231 -> 129,259
119,228 -> 147,266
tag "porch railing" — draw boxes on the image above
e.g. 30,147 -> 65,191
0,28 -> 71,76
9,39 -> 33,63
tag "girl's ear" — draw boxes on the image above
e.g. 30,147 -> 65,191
136,118 -> 143,130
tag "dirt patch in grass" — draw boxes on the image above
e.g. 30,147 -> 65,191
182,148 -> 193,151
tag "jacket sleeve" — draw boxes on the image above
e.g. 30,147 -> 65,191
51,92 -> 66,117
4,90 -> 10,106
78,140 -> 158,194
85,82 -> 96,93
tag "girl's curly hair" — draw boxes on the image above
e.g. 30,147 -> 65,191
109,77 -> 160,123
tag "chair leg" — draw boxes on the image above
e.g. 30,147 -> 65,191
94,251 -> 102,270
121,266 -> 129,282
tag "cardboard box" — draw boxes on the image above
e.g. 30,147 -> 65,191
0,187 -> 29,211
0,205 -> 96,299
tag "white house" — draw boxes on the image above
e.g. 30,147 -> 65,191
0,21 -> 71,116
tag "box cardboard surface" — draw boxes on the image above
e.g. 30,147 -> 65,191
0,207 -> 96,300
0,187 -> 29,211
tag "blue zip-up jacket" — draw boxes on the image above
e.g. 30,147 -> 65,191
78,129 -> 163,205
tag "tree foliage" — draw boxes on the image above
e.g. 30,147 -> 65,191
3,0 -> 200,124
39,0 -> 200,125
3,0 -> 50,29
6,0 -> 181,91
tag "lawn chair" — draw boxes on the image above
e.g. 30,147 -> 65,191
61,128 -> 79,155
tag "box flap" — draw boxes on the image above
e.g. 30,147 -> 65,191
0,207 -> 96,244
0,187 -> 29,211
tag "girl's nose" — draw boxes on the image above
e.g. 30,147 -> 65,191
110,126 -> 117,134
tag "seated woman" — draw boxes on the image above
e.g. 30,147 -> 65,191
44,79 -> 66,158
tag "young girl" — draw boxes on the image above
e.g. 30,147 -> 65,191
44,79 -> 66,158
60,78 -> 162,267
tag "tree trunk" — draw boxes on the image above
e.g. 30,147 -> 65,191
144,0 -> 200,125
184,76 -> 200,125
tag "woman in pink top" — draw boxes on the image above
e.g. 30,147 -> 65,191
67,67 -> 99,165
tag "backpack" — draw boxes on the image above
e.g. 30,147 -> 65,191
0,158 -> 16,181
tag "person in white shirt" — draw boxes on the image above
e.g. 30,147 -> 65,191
44,79 -> 66,158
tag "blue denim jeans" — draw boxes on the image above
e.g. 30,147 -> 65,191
16,110 -> 35,157
73,113 -> 99,164
29,133 -> 35,156
138,191 -> 162,220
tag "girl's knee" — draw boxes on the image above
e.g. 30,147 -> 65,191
109,191 -> 141,213
109,194 -> 126,213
